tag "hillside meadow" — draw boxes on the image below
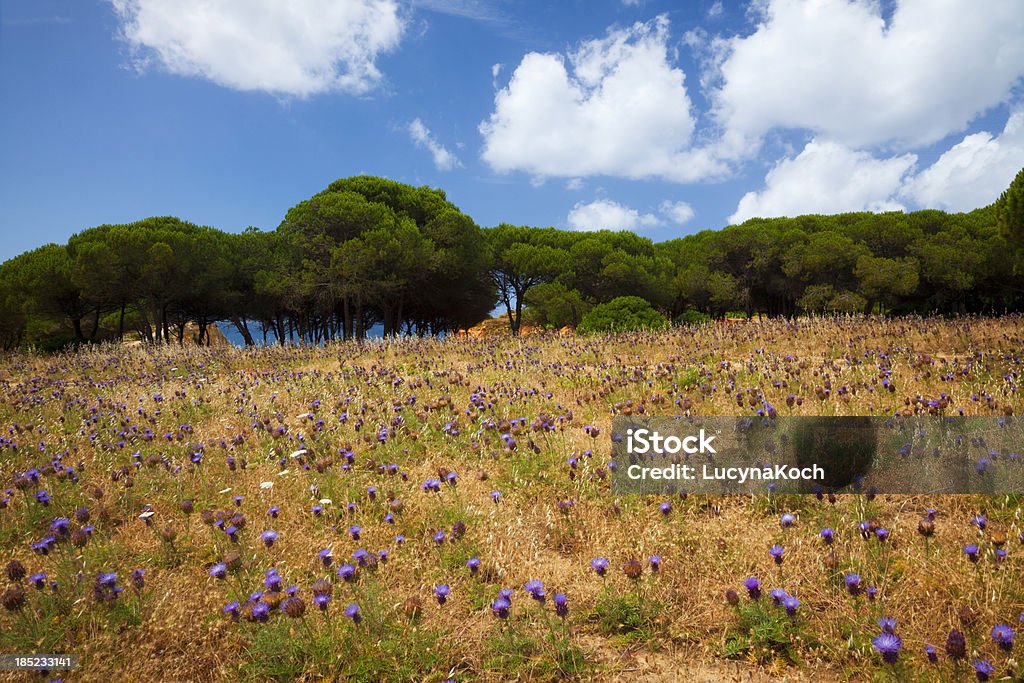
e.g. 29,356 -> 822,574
1,315 -> 1023,681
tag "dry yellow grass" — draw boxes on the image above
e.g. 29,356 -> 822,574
0,315 -> 1022,682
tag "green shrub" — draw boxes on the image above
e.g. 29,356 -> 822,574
675,308 -> 711,325
576,296 -> 667,334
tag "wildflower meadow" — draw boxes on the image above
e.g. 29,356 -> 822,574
1,315 -> 1022,681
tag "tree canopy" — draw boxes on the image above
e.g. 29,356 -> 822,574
0,169 -> 1021,350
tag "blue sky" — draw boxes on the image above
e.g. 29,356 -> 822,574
1,0 -> 1022,263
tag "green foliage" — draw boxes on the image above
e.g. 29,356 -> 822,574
483,627 -> 542,677
1,173 -> 1022,351
675,308 -> 711,325
593,591 -> 655,643
577,296 -> 668,334
995,167 -> 1024,248
722,600 -> 804,665
523,282 -> 590,328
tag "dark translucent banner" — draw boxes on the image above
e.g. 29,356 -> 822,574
610,416 -> 1024,494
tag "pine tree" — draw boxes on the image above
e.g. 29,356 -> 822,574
995,167 -> 1024,247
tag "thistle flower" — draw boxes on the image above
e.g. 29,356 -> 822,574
878,617 -> 897,634
5,560 -> 26,583
264,569 -> 282,592
769,545 -> 785,564
491,596 -> 511,619
223,601 -> 240,621
963,544 -> 980,562
338,564 -> 356,582
972,660 -> 995,681
318,548 -> 333,567
344,603 -> 361,623
131,569 -> 144,590
782,595 -> 800,617
1,586 -> 25,611
466,557 -> 480,574
209,563 -> 227,580
268,505 -> 280,518
991,623 -> 1014,651
29,572 -> 47,589
523,580 -> 545,602
872,632 -> 902,664
591,557 -> 609,576
282,595 -> 306,618
490,490 -> 502,503
819,528 -> 834,544
924,644 -> 937,663
261,530 -> 279,547
648,555 -> 661,571
434,584 -> 450,604
433,530 -> 446,545
348,525 -> 361,540
945,629 -> 967,659
743,576 -> 761,600
623,557 -> 643,579
844,573 -> 861,596
554,593 -> 568,618
250,601 -> 270,623
769,588 -> 788,605
224,550 -> 242,571
658,501 -> 672,516
780,513 -> 795,528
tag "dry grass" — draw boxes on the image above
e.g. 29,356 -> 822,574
0,315 -> 1022,682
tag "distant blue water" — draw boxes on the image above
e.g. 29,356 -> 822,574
216,321 -> 385,347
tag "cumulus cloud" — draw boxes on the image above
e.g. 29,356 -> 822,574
659,200 -> 695,225
109,0 -> 404,97
713,0 -> 1024,154
408,119 -> 461,171
901,109 -> 1024,212
729,139 -> 916,223
567,199 -> 661,231
480,16 -> 726,183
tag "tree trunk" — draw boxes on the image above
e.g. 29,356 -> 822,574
230,317 -> 255,346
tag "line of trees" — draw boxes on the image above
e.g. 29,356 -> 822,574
0,170 -> 1022,350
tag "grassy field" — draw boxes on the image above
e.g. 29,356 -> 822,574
1,315 -> 1022,682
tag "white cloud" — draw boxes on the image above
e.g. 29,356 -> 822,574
109,0 -> 404,97
901,109 -> 1024,212
480,16 -> 727,183
707,1 -> 723,18
730,139 -> 916,223
567,199 -> 661,231
659,200 -> 695,225
713,0 -> 1024,154
408,119 -> 461,171
566,178 -> 584,190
